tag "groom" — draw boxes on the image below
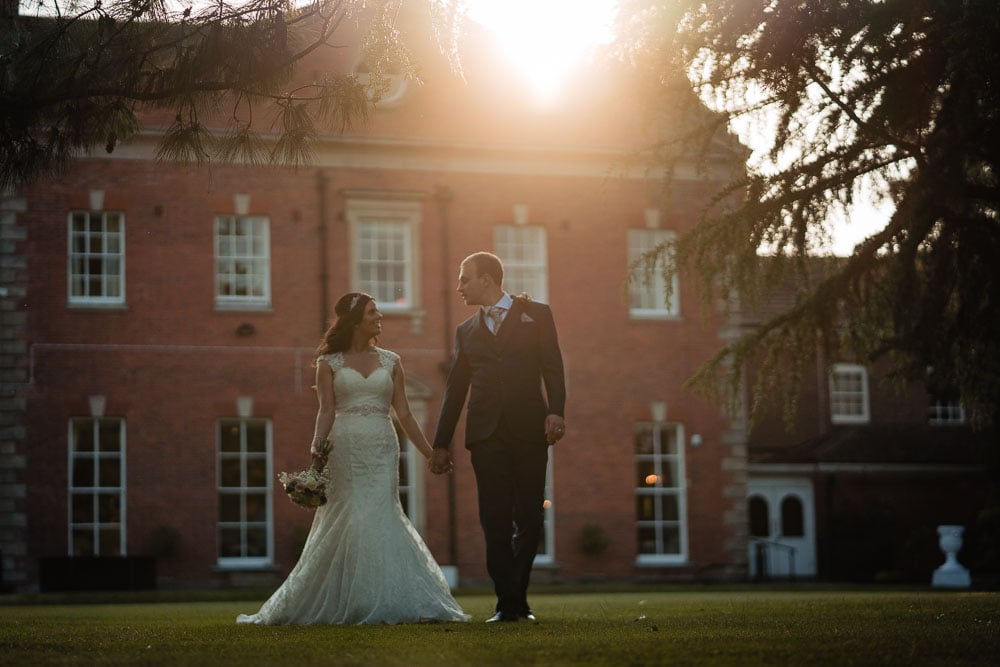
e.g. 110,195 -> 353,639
431,251 -> 566,623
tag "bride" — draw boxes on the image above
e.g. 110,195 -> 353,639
237,292 -> 470,625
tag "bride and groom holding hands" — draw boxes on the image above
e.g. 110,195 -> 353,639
238,251 -> 566,625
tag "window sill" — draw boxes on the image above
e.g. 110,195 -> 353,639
213,303 -> 274,314
830,416 -> 870,426
213,562 -> 278,572
629,312 -> 682,322
66,302 -> 128,311
635,557 -> 691,567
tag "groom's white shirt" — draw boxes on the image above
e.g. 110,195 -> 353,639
481,292 -> 513,334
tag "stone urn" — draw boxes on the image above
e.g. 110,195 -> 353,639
931,524 -> 971,588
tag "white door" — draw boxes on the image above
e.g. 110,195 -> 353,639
746,477 -> 816,578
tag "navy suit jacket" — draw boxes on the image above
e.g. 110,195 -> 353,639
433,297 -> 566,449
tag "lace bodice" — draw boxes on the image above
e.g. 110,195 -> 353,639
321,348 -> 398,416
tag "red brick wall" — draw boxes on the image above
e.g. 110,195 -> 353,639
19,148 -> 743,587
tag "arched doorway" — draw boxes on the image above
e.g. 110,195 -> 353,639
746,478 -> 816,578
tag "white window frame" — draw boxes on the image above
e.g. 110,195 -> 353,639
67,211 -> 126,306
928,400 -> 966,425
214,215 -> 271,309
395,403 -> 426,532
494,225 -> 549,302
829,363 -> 870,424
217,418 -> 273,568
535,456 -> 556,565
635,422 -> 688,565
628,229 -> 679,318
347,199 -> 421,312
68,418 -> 126,556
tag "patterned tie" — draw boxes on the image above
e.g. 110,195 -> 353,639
486,306 -> 506,335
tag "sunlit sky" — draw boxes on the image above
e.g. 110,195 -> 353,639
465,0 -> 887,255
465,0 -> 618,105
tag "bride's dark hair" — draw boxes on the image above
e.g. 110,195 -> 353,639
315,292 -> 375,358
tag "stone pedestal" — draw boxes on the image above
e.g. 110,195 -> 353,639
931,524 -> 971,588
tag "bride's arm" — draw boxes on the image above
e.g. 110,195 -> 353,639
310,360 -> 336,455
390,358 -> 434,460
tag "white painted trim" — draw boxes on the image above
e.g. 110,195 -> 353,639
101,131 -> 729,181
750,462 -> 983,475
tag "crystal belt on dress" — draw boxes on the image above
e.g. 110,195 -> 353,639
337,405 -> 387,416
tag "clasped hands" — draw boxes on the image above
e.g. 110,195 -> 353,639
429,449 -> 454,475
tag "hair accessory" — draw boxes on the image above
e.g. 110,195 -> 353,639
350,294 -> 360,311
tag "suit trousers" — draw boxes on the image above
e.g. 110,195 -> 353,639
470,419 -> 549,615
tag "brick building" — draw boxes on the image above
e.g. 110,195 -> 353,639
6,15 -> 988,594
4,23 -> 749,591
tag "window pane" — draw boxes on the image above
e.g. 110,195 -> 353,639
219,493 -> 242,522
217,418 -> 271,561
72,493 -> 95,522
68,212 -> 125,303
220,458 -> 242,487
98,493 -> 121,522
636,459 -> 657,487
219,527 -> 243,558
495,225 -> 548,302
781,496 -> 805,537
246,425 -> 266,452
73,420 -> 95,451
661,429 -> 678,455
99,528 -> 121,557
636,494 -> 655,521
661,526 -> 680,554
72,528 -> 95,556
749,496 -> 770,537
98,457 -> 121,487
215,216 -> 269,302
246,457 -> 266,487
634,422 -> 686,558
629,229 -> 677,314
72,458 -> 95,488
246,528 -> 267,557
659,494 -> 679,521
220,422 -> 241,452
637,525 -> 657,554
245,493 -> 267,522
99,420 -> 120,451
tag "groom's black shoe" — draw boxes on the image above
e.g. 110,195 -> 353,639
521,611 -> 537,622
485,611 -> 520,623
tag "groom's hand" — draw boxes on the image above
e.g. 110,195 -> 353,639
545,415 -> 566,444
430,449 -> 453,475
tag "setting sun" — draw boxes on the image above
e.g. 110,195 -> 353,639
465,0 -> 619,104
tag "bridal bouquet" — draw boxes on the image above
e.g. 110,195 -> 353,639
279,439 -> 332,509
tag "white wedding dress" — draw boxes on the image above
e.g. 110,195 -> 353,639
237,348 -> 469,625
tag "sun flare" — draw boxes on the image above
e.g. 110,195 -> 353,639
465,0 -> 619,105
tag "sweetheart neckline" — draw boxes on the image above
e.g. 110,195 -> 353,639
340,365 -> 389,381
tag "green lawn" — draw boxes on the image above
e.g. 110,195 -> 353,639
1,589 -> 997,665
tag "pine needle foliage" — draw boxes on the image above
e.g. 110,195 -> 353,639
616,1 -> 1000,433
1,0 -> 456,189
